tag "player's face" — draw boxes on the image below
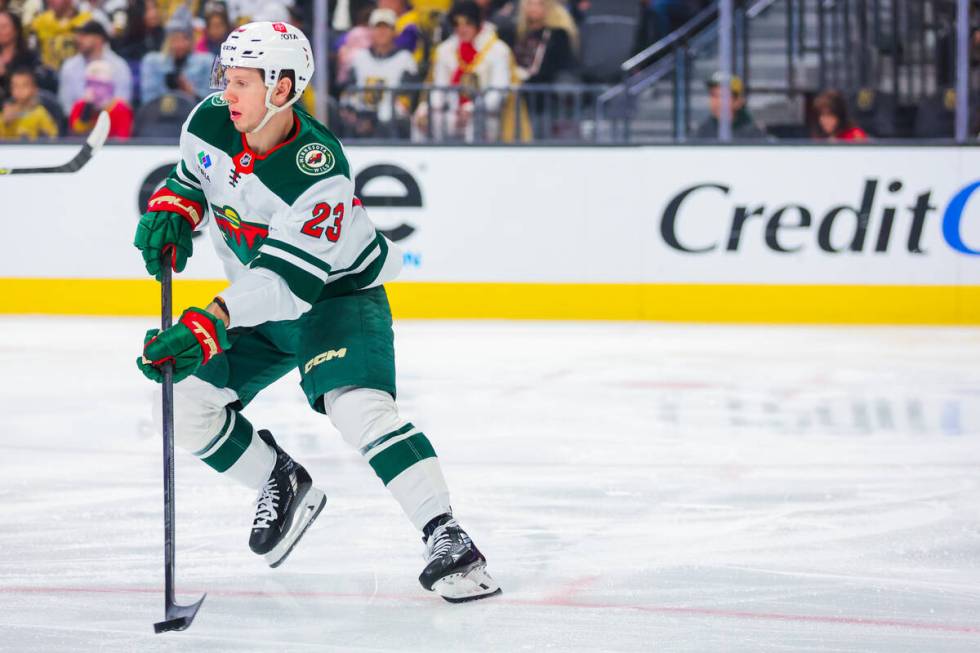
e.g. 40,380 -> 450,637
222,68 -> 268,132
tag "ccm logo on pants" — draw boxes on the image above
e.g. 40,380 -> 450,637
304,348 -> 348,373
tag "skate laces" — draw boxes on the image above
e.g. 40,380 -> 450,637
253,478 -> 280,529
426,518 -> 461,559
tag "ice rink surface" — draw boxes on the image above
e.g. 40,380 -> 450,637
2,316 -> 980,652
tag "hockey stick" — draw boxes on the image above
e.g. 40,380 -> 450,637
153,261 -> 206,633
0,110 -> 110,176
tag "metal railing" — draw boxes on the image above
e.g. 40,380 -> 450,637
799,0 -> 957,100
597,0 -> 764,140
595,0 -> 972,141
333,83 -> 613,144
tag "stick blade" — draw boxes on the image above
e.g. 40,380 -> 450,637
153,594 -> 206,634
153,616 -> 190,633
86,110 -> 111,152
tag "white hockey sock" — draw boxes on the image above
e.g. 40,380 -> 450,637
359,423 -> 452,530
385,457 -> 453,531
193,408 -> 275,490
325,388 -> 452,530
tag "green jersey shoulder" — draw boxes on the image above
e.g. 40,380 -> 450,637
255,106 -> 352,206
183,94 -> 351,207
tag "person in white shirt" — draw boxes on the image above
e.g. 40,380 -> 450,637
342,8 -> 417,137
413,0 -> 513,142
57,19 -> 132,114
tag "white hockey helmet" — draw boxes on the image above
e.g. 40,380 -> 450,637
210,21 -> 314,132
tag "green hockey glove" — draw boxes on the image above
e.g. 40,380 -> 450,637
137,307 -> 229,383
134,184 -> 205,281
134,210 -> 194,281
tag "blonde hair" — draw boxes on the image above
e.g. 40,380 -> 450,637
516,0 -> 579,53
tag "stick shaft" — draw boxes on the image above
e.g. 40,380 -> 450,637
160,264 -> 176,608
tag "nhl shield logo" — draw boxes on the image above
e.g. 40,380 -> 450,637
297,143 -> 335,176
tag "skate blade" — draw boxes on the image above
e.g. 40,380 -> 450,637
432,562 -> 502,604
265,487 -> 326,569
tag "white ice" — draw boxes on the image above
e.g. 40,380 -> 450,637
2,317 -> 980,652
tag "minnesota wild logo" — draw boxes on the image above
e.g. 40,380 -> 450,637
210,203 -> 268,263
211,94 -> 229,107
296,143 -> 334,176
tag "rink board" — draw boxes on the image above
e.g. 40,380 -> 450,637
1,143 -> 978,323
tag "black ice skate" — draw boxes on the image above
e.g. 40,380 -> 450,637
249,430 -> 326,568
419,515 -> 501,603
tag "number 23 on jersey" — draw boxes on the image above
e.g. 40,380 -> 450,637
302,202 -> 345,242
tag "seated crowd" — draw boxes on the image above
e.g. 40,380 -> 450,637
0,0 -> 242,139
0,0 -> 938,143
0,0 -> 678,142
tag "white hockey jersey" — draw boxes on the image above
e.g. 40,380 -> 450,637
166,93 -> 401,328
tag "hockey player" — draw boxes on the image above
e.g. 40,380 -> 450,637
133,21 -> 499,603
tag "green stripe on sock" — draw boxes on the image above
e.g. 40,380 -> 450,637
192,408 -> 232,456
359,423 -> 415,456
201,411 -> 254,473
368,432 -> 436,485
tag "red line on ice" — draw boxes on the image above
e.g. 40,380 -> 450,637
2,585 -> 979,635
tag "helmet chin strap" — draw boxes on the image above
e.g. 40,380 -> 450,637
247,83 -> 302,135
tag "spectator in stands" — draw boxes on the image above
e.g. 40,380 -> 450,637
59,20 -> 132,114
68,58 -> 132,138
0,66 -> 58,140
140,7 -> 214,104
694,72 -> 767,140
379,0 -> 424,62
197,2 -> 232,56
0,10 -> 44,105
29,0 -> 92,72
438,0 -> 515,49
414,0 -> 520,142
812,89 -> 868,142
341,7 -> 418,137
336,4 -> 375,85
513,0 -> 578,84
115,0 -> 166,62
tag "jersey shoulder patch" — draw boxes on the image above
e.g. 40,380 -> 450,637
253,108 -> 351,206
186,93 -> 239,156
